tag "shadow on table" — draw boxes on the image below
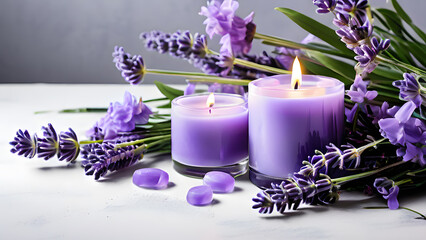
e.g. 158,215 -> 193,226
38,163 -> 77,171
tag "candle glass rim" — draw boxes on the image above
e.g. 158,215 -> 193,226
172,93 -> 247,111
249,74 -> 344,98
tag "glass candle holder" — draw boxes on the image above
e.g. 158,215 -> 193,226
248,75 -> 345,188
171,93 -> 249,177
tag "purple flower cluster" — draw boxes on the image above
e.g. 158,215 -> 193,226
81,139 -> 146,180
347,75 -> 378,104
253,160 -> 338,214
378,101 -> 425,165
393,73 -> 424,108
141,30 -> 208,61
373,177 -> 399,210
87,91 -> 152,140
313,0 -> 390,74
354,37 -> 390,74
10,124 -> 80,163
113,46 -> 145,85
200,0 -> 256,55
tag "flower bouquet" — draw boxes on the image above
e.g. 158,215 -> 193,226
10,0 -> 425,218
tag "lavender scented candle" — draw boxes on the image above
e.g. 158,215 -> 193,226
248,66 -> 344,187
171,93 -> 248,177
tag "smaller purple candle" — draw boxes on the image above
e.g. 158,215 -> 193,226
171,93 -> 248,177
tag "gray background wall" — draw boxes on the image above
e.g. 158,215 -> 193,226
0,0 -> 424,84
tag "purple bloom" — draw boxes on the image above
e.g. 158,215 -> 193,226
58,128 -> 80,162
11,124 -> 79,163
208,82 -> 245,95
379,101 -> 426,165
81,141 -> 145,180
392,73 -> 424,108
200,0 -> 255,55
373,177 -> 400,210
335,0 -> 368,16
113,46 -> 145,85
276,34 -> 318,70
313,0 -> 337,14
217,34 -> 235,76
10,129 -> 38,158
346,75 -> 378,104
379,101 -> 417,145
354,37 -> 390,74
345,103 -> 359,123
87,91 -> 152,140
37,123 -> 58,160
336,17 -> 372,49
372,101 -> 400,124
184,83 -> 197,95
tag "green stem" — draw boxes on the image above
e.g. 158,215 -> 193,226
400,207 -> 426,220
254,32 -> 354,58
233,58 -> 291,75
187,78 -> 250,86
395,178 -> 412,186
146,138 -> 171,149
115,134 -> 171,149
376,56 -> 426,76
407,167 -> 426,176
332,160 -> 405,184
79,139 -> 103,145
147,69 -> 252,82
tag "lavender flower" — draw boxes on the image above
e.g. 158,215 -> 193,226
252,174 -> 337,214
208,82 -> 245,95
113,46 -> 145,85
379,101 -> 426,165
336,17 -> 372,49
58,128 -> 80,162
200,0 -> 255,55
81,141 -> 146,180
354,37 -> 390,74
313,0 -> 337,14
10,124 -> 79,163
217,34 -> 235,76
335,0 -> 368,17
141,30 -> 208,61
373,177 -> 400,210
37,124 -> 58,160
346,75 -> 378,104
392,73 -> 424,108
87,91 -> 152,140
184,83 -> 197,95
373,101 -> 400,124
10,129 -> 37,158
276,34 -> 318,70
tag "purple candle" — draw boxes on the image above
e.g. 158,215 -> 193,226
171,93 -> 248,177
248,59 -> 344,187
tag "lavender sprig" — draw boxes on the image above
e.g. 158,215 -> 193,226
81,142 -> 146,180
10,124 -> 79,163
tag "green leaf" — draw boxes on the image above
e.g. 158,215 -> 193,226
156,102 -> 172,108
406,41 -> 426,67
300,59 -> 352,86
370,66 -> 403,80
275,7 -> 352,55
376,8 -> 405,39
154,81 -> 184,100
391,0 -> 411,23
391,0 -> 426,42
308,52 -> 355,82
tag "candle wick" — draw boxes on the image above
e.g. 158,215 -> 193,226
294,80 -> 299,90
209,108 -> 212,114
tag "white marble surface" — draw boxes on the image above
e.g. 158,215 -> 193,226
0,84 -> 425,240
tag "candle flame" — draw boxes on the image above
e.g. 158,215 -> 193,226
206,93 -> 215,108
291,57 -> 302,90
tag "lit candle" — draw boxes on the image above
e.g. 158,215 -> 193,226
171,93 -> 248,177
248,58 -> 345,187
